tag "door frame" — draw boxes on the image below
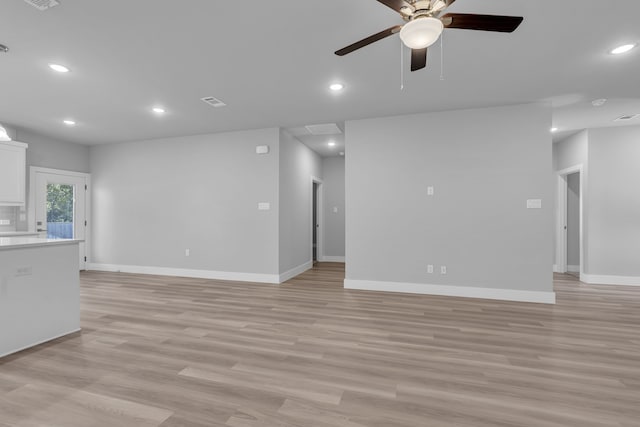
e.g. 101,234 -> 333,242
28,167 -> 91,269
310,176 -> 323,263
555,165 -> 583,278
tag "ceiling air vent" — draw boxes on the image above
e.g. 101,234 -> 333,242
305,123 -> 343,135
201,96 -> 226,108
22,0 -> 60,11
615,114 -> 639,122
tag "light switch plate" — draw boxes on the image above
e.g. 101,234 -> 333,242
0,219 -> 10,225
258,202 -> 270,211
256,145 -> 270,154
427,186 -> 434,196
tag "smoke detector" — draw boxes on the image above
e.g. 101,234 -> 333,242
22,0 -> 60,11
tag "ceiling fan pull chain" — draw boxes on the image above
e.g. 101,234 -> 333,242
400,38 -> 404,90
440,31 -> 445,81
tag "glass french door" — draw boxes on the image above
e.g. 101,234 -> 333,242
33,169 -> 88,270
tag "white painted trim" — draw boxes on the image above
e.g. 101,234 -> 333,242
0,328 -> 81,359
29,166 -> 91,269
553,264 -> 561,273
279,261 -> 313,283
555,165 -> 583,277
87,263 -> 280,284
319,256 -> 345,262
581,274 -> 640,286
344,279 -> 556,304
567,265 -> 580,273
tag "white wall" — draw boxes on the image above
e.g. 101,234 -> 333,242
345,104 -> 555,303
89,128 -> 281,281
567,172 -> 580,269
278,129 -> 322,277
587,126 -> 640,280
322,157 -> 345,260
17,128 -> 90,174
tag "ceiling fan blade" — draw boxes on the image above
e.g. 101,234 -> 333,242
335,25 -> 402,56
411,48 -> 427,71
376,0 -> 412,14
441,13 -> 523,33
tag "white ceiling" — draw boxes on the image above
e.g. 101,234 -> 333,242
1,0 -> 639,156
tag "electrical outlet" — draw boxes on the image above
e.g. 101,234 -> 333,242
185,249 -> 190,257
427,186 -> 434,196
0,219 -> 10,225
427,265 -> 434,274
440,265 -> 447,275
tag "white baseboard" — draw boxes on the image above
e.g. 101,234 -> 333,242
567,265 -> 580,273
319,256 -> 345,262
553,264 -> 561,273
279,261 -> 313,283
87,263 -> 280,284
344,279 -> 556,304
581,274 -> 640,286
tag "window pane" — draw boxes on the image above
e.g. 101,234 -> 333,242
46,183 -> 74,239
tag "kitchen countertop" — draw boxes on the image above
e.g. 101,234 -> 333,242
0,232 -> 39,237
0,236 -> 81,250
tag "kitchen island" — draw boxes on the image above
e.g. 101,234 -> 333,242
0,237 -> 81,358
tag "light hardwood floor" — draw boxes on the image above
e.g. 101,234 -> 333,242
1,264 -> 639,426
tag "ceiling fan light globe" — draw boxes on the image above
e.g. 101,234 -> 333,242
400,17 -> 444,49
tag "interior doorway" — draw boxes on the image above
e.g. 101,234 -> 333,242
29,167 -> 90,270
555,165 -> 583,279
311,177 -> 323,265
566,172 -> 580,277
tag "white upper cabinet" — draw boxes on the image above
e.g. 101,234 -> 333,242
0,141 -> 28,206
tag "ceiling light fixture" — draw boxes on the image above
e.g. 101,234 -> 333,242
551,127 -> 559,133
610,43 -> 636,55
591,98 -> 607,107
63,120 -> 76,126
399,17 -> 444,49
329,83 -> 344,92
0,124 -> 11,141
328,141 -> 336,147
152,107 -> 166,114
0,44 -> 8,53
49,63 -> 70,73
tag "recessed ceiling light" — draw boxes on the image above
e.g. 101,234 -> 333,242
610,44 -> 636,55
551,127 -> 559,133
49,63 -> 70,73
328,141 -> 336,147
152,107 -> 166,114
329,83 -> 344,92
63,120 -> 76,126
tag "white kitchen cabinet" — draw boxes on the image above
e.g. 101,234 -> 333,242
0,140 -> 27,206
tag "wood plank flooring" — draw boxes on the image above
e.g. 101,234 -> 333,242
1,264 -> 639,426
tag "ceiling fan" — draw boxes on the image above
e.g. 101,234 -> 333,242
335,0 -> 523,71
